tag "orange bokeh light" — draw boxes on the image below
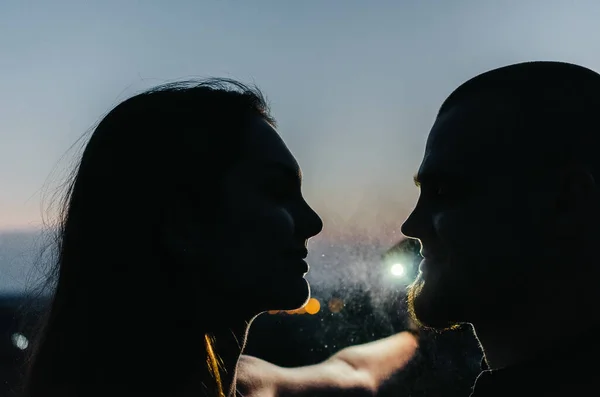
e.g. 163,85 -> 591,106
272,298 -> 322,315
328,298 -> 344,313
304,298 -> 320,315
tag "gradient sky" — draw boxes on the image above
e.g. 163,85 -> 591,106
2,0 -> 600,235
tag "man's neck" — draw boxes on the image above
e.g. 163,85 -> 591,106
473,322 -> 552,370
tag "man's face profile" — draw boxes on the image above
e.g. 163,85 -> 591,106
402,100 -> 557,330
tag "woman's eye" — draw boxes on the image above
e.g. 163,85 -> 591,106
267,183 -> 294,201
271,188 -> 289,200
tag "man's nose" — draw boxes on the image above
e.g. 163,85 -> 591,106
401,203 -> 426,240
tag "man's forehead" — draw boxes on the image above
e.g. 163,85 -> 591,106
427,101 -> 516,148
419,102 -> 519,179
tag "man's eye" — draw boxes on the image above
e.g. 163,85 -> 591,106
431,184 -> 457,199
433,183 -> 469,200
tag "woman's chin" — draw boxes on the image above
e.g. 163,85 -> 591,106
231,276 -> 311,316
261,277 -> 310,312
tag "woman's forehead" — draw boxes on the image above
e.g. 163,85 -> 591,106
242,117 -> 299,170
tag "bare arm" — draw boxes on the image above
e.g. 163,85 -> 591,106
236,331 -> 418,397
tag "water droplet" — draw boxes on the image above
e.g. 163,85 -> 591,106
11,333 -> 28,350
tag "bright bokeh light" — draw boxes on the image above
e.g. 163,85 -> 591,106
304,298 -> 321,314
11,333 -> 28,350
390,263 -> 406,277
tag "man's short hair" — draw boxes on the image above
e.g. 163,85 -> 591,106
437,61 -> 600,174
438,61 -> 600,116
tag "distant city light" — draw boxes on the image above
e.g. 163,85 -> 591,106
390,263 -> 406,277
11,333 -> 28,350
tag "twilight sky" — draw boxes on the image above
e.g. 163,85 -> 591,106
2,0 -> 600,237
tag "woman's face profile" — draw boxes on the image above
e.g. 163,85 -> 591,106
169,116 -> 323,316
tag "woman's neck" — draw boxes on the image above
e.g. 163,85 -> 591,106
183,320 -> 252,397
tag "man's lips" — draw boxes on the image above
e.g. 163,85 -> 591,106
418,250 -> 445,274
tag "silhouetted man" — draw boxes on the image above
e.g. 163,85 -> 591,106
237,61 -> 600,397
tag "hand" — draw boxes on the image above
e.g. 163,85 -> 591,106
236,332 -> 418,397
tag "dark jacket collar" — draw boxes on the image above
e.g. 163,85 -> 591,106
470,327 -> 600,397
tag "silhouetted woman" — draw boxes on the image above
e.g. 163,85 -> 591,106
23,79 -> 323,397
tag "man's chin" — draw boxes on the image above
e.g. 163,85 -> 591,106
407,277 -> 462,331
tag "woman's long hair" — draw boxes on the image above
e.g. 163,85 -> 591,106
22,79 -> 274,397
